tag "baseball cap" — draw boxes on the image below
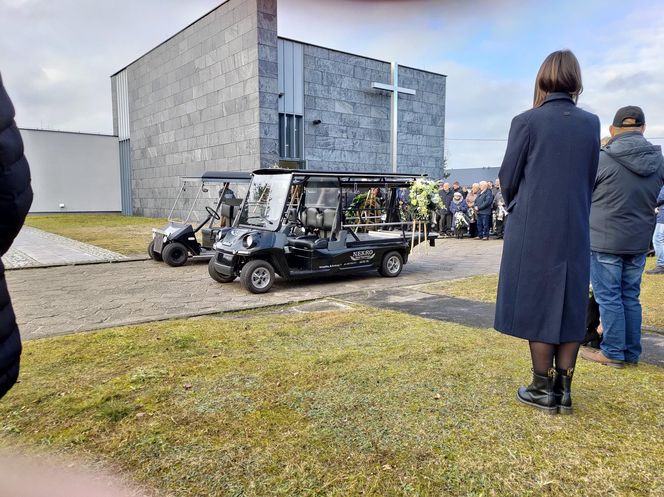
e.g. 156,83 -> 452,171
612,106 -> 645,127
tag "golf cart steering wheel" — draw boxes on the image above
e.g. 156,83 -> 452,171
206,206 -> 221,221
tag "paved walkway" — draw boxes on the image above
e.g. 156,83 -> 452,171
6,239 -> 503,340
345,288 -> 664,367
2,226 -> 127,269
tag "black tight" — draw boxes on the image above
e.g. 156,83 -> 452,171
528,341 -> 581,375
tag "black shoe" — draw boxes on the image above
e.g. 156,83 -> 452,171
554,368 -> 574,415
516,369 -> 557,414
645,265 -> 664,275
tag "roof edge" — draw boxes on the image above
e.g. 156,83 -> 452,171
111,0 -> 231,77
278,36 -> 447,78
20,127 -> 118,138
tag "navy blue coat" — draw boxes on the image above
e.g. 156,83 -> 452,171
494,93 -> 600,344
0,74 -> 33,399
474,189 -> 494,215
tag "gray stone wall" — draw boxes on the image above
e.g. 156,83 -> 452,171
111,0 -> 277,217
302,46 -> 392,173
396,66 -> 446,178
302,45 -> 446,178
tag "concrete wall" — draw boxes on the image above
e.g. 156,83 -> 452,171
20,129 -> 121,213
112,0 -> 278,217
301,44 -> 446,177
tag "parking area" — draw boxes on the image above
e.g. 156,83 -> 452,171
7,238 -> 503,340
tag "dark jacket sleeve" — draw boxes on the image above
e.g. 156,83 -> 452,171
657,186 -> 664,208
0,74 -> 33,256
498,114 -> 530,210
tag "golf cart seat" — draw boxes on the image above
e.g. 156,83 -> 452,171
287,207 -> 335,249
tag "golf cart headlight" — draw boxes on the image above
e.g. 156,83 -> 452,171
243,234 -> 258,248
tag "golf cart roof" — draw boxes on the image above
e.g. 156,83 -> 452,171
252,168 -> 426,185
180,171 -> 252,183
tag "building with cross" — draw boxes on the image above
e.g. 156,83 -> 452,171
111,0 -> 446,217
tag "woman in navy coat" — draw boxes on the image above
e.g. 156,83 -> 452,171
0,73 -> 33,399
494,51 -> 600,414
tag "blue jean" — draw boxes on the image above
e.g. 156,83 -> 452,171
590,251 -> 647,363
653,223 -> 664,267
477,214 -> 491,238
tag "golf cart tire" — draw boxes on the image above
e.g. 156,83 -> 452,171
208,258 -> 236,283
380,251 -> 403,277
162,242 -> 189,267
241,259 -> 275,294
147,239 -> 162,262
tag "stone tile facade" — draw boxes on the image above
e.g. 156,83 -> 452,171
112,0 -> 278,216
302,47 -> 446,178
112,0 -> 445,217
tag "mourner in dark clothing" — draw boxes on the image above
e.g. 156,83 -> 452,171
0,73 -> 33,400
581,106 -> 664,367
494,50 -> 600,414
438,182 -> 454,234
474,181 -> 494,240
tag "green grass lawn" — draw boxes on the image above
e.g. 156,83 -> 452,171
25,214 -> 168,256
1,307 -> 662,496
421,257 -> 664,330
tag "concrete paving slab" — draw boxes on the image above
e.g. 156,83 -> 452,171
2,226 -> 127,269
6,238 -> 504,340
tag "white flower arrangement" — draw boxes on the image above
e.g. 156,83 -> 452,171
408,179 -> 442,220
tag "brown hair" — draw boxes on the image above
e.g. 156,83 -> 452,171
533,50 -> 583,108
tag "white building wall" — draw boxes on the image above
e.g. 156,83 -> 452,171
20,129 -> 121,213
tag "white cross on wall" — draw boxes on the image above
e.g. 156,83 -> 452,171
371,63 -> 416,173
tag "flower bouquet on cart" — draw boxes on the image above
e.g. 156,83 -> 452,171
408,179 -> 442,251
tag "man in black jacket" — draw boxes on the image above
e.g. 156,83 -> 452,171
437,182 -> 454,235
0,73 -> 33,399
582,106 -> 664,368
474,181 -> 494,240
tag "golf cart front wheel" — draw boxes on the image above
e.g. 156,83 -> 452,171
208,258 -> 235,283
162,242 -> 189,267
241,259 -> 275,294
147,239 -> 162,262
380,251 -> 403,277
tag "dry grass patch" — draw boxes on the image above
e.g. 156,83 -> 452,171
25,214 -> 167,256
421,257 -> 663,329
1,307 -> 663,496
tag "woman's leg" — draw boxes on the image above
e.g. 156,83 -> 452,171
555,342 -> 581,371
553,341 -> 580,415
518,341 -> 557,413
529,341 -> 555,374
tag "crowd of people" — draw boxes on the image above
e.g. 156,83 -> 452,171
434,179 -> 507,240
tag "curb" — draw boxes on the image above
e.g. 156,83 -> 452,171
24,296 -> 326,342
5,256 -> 151,271
643,325 -> 664,336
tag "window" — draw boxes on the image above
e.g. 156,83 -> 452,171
279,113 -> 303,159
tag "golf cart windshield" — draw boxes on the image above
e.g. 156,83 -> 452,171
238,174 -> 291,230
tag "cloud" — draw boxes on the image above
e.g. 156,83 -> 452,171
0,0 -> 222,132
2,0 -> 662,168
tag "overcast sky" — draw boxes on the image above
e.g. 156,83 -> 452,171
1,0 -> 663,169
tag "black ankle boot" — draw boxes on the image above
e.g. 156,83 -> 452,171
516,368 -> 557,414
554,368 -> 574,415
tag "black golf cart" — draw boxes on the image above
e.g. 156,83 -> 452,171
208,169 -> 437,293
148,171 -> 251,267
